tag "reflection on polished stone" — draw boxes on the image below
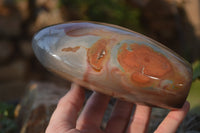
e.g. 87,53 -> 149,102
32,21 -> 192,109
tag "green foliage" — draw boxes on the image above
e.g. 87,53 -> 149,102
0,103 -> 18,133
187,79 -> 200,113
192,60 -> 200,80
59,0 -> 142,32
187,60 -> 200,114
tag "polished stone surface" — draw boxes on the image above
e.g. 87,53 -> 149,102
32,21 -> 192,109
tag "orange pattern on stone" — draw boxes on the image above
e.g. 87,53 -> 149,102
117,43 -> 172,83
87,38 -> 110,71
62,46 -> 80,52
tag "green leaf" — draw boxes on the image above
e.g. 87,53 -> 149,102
187,79 -> 200,113
0,103 -> 15,118
0,103 -> 18,133
192,60 -> 200,80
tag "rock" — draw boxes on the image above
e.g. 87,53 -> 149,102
17,81 -> 68,133
0,40 -> 14,64
32,21 -> 192,109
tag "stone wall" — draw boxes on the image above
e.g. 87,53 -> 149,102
16,81 -> 68,133
0,0 -> 68,102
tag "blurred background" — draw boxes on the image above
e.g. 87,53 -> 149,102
0,0 -> 200,132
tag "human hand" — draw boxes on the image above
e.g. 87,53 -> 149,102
46,83 -> 190,133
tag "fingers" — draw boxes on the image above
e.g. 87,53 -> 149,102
76,91 -> 110,130
154,101 -> 190,133
127,104 -> 152,133
105,100 -> 133,133
46,83 -> 85,133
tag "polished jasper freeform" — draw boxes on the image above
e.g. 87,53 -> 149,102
32,21 -> 192,109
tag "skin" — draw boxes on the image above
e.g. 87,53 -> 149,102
46,83 -> 190,133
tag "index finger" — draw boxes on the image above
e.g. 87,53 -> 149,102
46,83 -> 85,133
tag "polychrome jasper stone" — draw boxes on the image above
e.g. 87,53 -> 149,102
32,21 -> 192,109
